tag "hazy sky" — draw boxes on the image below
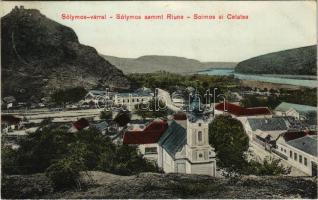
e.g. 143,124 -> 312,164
1,1 -> 316,62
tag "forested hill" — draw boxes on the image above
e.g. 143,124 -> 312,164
235,45 -> 317,75
102,55 -> 236,74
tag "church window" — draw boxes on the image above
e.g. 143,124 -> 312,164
198,123 -> 201,127
198,131 -> 202,142
199,153 -> 203,158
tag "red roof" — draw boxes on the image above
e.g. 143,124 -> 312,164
215,102 -> 271,116
283,130 -> 317,142
123,120 -> 168,144
73,118 -> 89,130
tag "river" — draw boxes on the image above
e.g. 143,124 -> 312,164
198,69 -> 317,88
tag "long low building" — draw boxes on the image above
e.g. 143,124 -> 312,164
276,133 -> 317,176
215,102 -> 272,118
114,88 -> 154,110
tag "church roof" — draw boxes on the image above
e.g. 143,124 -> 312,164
158,120 -> 186,158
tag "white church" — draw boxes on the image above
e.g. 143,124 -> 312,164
157,98 -> 216,176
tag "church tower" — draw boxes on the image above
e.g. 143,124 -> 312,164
184,96 -> 216,176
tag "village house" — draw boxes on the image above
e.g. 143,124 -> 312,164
275,132 -> 317,176
92,121 -> 109,135
69,118 -> 90,133
123,119 -> 168,161
157,98 -> 216,176
274,102 -> 317,130
114,87 -> 153,110
126,119 -> 152,131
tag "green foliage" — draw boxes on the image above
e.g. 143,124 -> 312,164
209,115 -> 291,176
2,124 -> 159,189
241,88 -> 317,109
45,156 -> 85,190
134,99 -> 170,119
113,111 -> 131,127
278,88 -> 317,106
128,71 -> 238,97
209,115 -> 249,173
1,145 -> 19,175
98,145 -> 160,175
51,86 -> 87,106
243,157 -> 291,176
8,125 -> 75,174
100,110 -> 112,120
240,95 -> 280,109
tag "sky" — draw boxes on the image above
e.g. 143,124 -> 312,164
1,1 -> 317,62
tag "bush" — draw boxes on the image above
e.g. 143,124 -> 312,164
98,144 -> 159,175
243,156 -> 291,176
46,156 -> 85,190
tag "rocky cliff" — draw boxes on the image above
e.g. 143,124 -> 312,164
1,6 -> 131,102
235,45 -> 317,75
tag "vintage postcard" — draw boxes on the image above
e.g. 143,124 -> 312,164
1,1 -> 317,199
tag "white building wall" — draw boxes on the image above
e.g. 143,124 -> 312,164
162,149 -> 175,173
138,144 -> 158,162
114,95 -> 152,110
276,142 -> 318,176
188,161 -> 216,176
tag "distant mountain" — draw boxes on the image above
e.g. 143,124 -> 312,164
235,45 -> 317,75
1,6 -> 131,102
102,55 -> 236,74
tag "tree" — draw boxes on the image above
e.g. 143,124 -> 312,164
51,87 -> 87,106
134,99 -> 170,119
2,123 -> 159,179
100,110 -> 112,120
209,115 -> 291,176
113,110 -> 131,127
209,115 -> 249,174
